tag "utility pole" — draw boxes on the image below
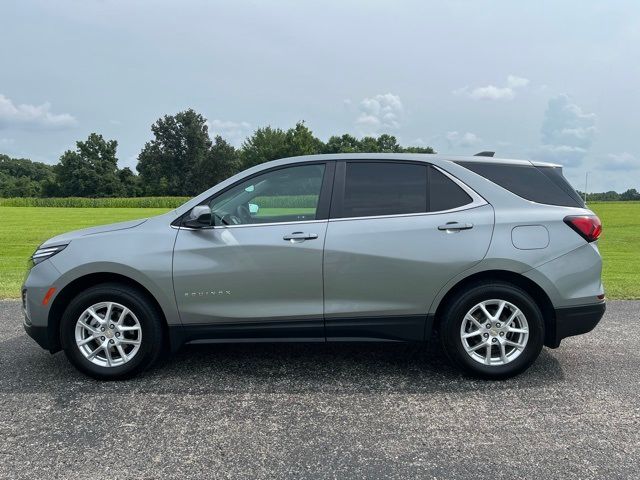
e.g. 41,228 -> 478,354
584,171 -> 589,204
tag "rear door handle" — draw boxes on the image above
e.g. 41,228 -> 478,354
438,222 -> 474,231
283,232 -> 319,241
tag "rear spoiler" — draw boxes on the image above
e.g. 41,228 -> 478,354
474,151 -> 495,157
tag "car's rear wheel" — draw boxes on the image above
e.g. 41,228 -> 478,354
60,283 -> 163,380
440,281 -> 544,379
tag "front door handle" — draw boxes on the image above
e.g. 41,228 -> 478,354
283,232 -> 319,242
438,222 -> 474,232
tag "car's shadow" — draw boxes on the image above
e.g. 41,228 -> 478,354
0,332 -> 566,397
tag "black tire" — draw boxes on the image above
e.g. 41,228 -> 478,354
440,281 -> 544,379
60,283 -> 164,380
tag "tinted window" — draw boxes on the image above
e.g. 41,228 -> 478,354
429,166 -> 473,211
457,161 -> 584,207
341,162 -> 427,217
537,166 -> 585,207
210,164 -> 325,225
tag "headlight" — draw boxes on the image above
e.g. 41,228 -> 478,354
31,244 -> 68,265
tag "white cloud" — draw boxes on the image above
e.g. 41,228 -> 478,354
507,75 -> 530,88
207,119 -> 251,145
0,94 -> 76,130
355,93 -> 403,134
537,145 -> 589,166
602,152 -> 639,171
537,94 -> 597,166
445,131 -> 482,148
453,75 -> 530,101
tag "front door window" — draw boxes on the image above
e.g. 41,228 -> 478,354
210,164 -> 326,225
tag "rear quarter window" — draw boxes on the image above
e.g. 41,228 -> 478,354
456,161 -> 584,208
428,166 -> 473,211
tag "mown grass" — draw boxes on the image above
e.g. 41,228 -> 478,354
0,207 -> 171,298
588,202 -> 640,300
0,202 -> 637,299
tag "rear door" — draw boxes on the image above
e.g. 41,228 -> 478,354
323,160 -> 494,341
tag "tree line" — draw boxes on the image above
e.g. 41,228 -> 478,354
1,108 -> 638,200
577,190 -> 640,202
0,109 -> 434,198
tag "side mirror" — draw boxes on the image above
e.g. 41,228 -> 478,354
183,205 -> 212,228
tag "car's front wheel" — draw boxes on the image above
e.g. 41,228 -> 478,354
60,283 -> 163,380
440,281 -> 544,379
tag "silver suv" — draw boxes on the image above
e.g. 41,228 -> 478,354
22,154 -> 605,379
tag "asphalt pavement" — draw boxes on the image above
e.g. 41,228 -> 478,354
1,299 -> 639,479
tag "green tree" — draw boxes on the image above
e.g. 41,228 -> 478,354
241,122 -> 324,169
322,133 -> 435,154
240,126 -> 289,169
0,155 -> 55,197
190,135 -> 240,193
118,167 -> 141,197
137,109 -> 212,196
374,134 -> 402,152
401,146 -> 436,154
54,133 -> 124,197
323,134 -> 361,153
284,121 -> 325,157
620,188 -> 640,201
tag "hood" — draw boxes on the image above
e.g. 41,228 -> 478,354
41,218 -> 148,247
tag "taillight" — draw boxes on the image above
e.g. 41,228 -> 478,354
564,215 -> 602,242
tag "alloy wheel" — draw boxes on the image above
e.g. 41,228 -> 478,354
74,301 -> 142,367
459,299 -> 529,366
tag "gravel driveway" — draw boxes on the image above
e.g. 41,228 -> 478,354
0,299 -> 638,479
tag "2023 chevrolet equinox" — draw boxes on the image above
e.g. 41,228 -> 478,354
22,154 -> 606,379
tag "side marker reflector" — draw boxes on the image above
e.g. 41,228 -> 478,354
42,288 -> 56,306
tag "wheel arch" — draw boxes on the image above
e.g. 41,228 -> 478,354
47,272 -> 171,353
431,270 -> 557,347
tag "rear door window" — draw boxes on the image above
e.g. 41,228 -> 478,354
340,162 -> 428,218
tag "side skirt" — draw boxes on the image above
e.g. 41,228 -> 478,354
326,315 -> 430,342
168,315 -> 434,352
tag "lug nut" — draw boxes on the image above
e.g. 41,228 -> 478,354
109,339 -> 115,344
100,327 -> 105,332
486,324 -> 491,329
109,324 -> 115,329
492,338 -> 497,343
499,332 -> 505,337
115,332 -> 120,337
483,333 -> 489,338
496,323 -> 501,328
100,336 -> 105,341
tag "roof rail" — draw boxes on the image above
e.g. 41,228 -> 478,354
474,151 -> 495,157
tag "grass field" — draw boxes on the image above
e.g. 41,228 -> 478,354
0,202 -> 638,299
589,202 -> 640,299
0,207 -> 171,299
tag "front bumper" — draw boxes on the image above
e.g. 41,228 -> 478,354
23,321 -> 51,350
547,301 -> 606,348
22,259 -> 62,353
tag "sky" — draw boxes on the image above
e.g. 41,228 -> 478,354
1,0 -> 639,192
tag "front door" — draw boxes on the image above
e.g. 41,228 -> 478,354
173,162 -> 333,340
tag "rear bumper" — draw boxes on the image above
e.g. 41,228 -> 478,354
546,302 -> 606,348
